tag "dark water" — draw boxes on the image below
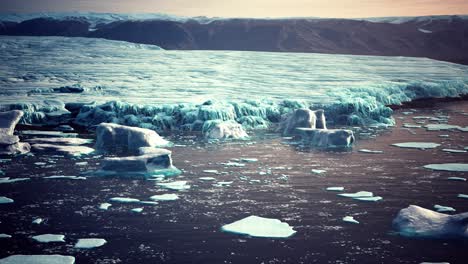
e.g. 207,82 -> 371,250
1,101 -> 468,264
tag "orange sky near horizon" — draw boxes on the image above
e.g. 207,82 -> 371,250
1,0 -> 468,18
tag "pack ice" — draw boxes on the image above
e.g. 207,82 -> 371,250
221,215 -> 296,238
393,205 -> 468,238
74,238 -> 107,249
423,163 -> 468,172
0,255 -> 75,264
391,142 -> 440,149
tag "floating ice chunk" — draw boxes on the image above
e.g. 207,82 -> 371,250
199,177 -> 216,181
74,238 -> 107,249
221,215 -> 296,238
20,130 -> 78,137
241,158 -> 258,163
425,124 -> 460,131
423,163 -> 468,172
43,176 -> 86,180
353,196 -> 382,202
326,187 -> 344,192
32,234 -> 65,243
55,125 -> 74,131
0,110 -> 31,155
0,177 -> 29,184
27,138 -> 92,145
32,218 -> 43,224
358,149 -> 383,154
221,162 -> 245,167
0,196 -> 14,204
203,120 -> 249,140
442,149 -> 467,153
447,177 -> 466,181
279,108 -> 326,136
131,208 -> 143,213
311,169 -> 326,174
419,262 -> 449,264
99,203 -> 112,210
203,170 -> 219,174
458,194 -> 468,199
150,194 -> 179,201
139,201 -> 158,205
95,123 -> 170,154
109,197 -> 140,203
392,142 -> 440,149
0,255 -> 75,264
296,128 -> 355,148
0,234 -> 12,238
75,161 -> 88,166
403,123 -> 421,128
157,181 -> 190,191
214,181 -> 233,187
434,205 -> 456,212
393,205 -> 468,238
32,144 -> 94,157
338,191 -> 373,198
342,216 -> 359,224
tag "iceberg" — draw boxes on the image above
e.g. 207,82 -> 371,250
0,255 -> 75,264
0,196 -> 14,204
221,215 -> 296,238
149,194 -> 179,201
423,163 -> 468,172
342,216 -> 359,224
393,205 -> 468,238
31,234 -> 65,243
392,142 -> 440,149
74,238 -> 107,249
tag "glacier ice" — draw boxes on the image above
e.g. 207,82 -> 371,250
342,216 -> 359,224
393,205 -> 468,238
434,205 -> 456,213
423,163 -> 468,172
149,194 -> 179,201
95,123 -> 170,154
221,215 -> 296,238
74,238 -> 107,249
392,142 -> 440,149
32,234 -> 65,243
0,255 -> 75,264
0,196 -> 14,204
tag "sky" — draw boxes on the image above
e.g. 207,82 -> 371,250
1,0 -> 468,18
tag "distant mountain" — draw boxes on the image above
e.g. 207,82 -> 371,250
1,13 -> 468,65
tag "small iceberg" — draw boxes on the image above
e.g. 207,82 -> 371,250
150,194 -> 179,201
326,187 -> 344,192
74,238 -> 107,249
358,149 -> 383,154
434,205 -> 456,212
0,196 -> 14,204
0,255 -> 75,264
99,203 -> 112,210
109,197 -> 140,203
203,170 -> 219,174
157,181 -> 190,191
392,142 -> 440,149
424,163 -> 468,172
214,181 -> 233,187
342,216 -> 359,224
221,215 -> 296,238
32,234 -> 65,243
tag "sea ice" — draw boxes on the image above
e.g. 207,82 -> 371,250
447,177 -> 466,181
149,194 -> 179,201
458,194 -> 468,199
31,144 -> 94,156
296,128 -> 355,148
311,169 -> 326,174
442,149 -> 467,153
203,120 -> 249,140
43,176 -> 86,180
423,163 -> 468,172
353,196 -> 383,202
358,149 -> 383,154
279,108 -> 326,136
326,187 -> 344,192
32,234 -> 65,243
109,197 -> 140,203
74,238 -> 107,249
0,196 -> 14,204
157,181 -> 190,191
0,255 -> 75,264
392,142 -> 440,149
221,215 -> 296,238
0,177 -> 30,184
393,205 -> 468,238
99,203 -> 112,210
342,216 -> 359,224
0,234 -> 12,238
199,177 -> 216,181
434,205 -> 456,212
338,191 -> 373,198
131,208 -> 143,213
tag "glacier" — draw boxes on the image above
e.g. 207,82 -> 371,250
0,36 -> 468,135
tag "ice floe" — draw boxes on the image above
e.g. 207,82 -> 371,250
157,181 -> 190,191
425,124 -> 467,131
109,197 -> 140,203
393,205 -> 468,238
0,196 -> 14,204
0,110 -> 31,155
392,142 -> 440,149
434,205 -> 456,212
0,234 -> 12,238
221,215 -> 296,238
442,148 -> 467,153
326,187 -> 344,192
0,255 -> 75,264
74,238 -> 107,249
32,234 -> 65,243
358,149 -> 383,154
31,144 -> 94,157
149,194 -> 179,201
43,176 -> 86,180
447,177 -> 466,181
423,163 -> 468,172
0,177 -> 30,184
99,203 -> 112,210
131,208 -> 144,213
342,216 -> 359,224
338,191 -> 373,198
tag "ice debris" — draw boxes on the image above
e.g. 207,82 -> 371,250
150,194 -> 179,201
0,255 -> 75,264
423,163 -> 468,172
74,238 -> 107,249
342,216 -> 359,224
221,215 -> 296,238
392,142 -> 440,149
393,205 -> 468,238
32,234 -> 65,243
